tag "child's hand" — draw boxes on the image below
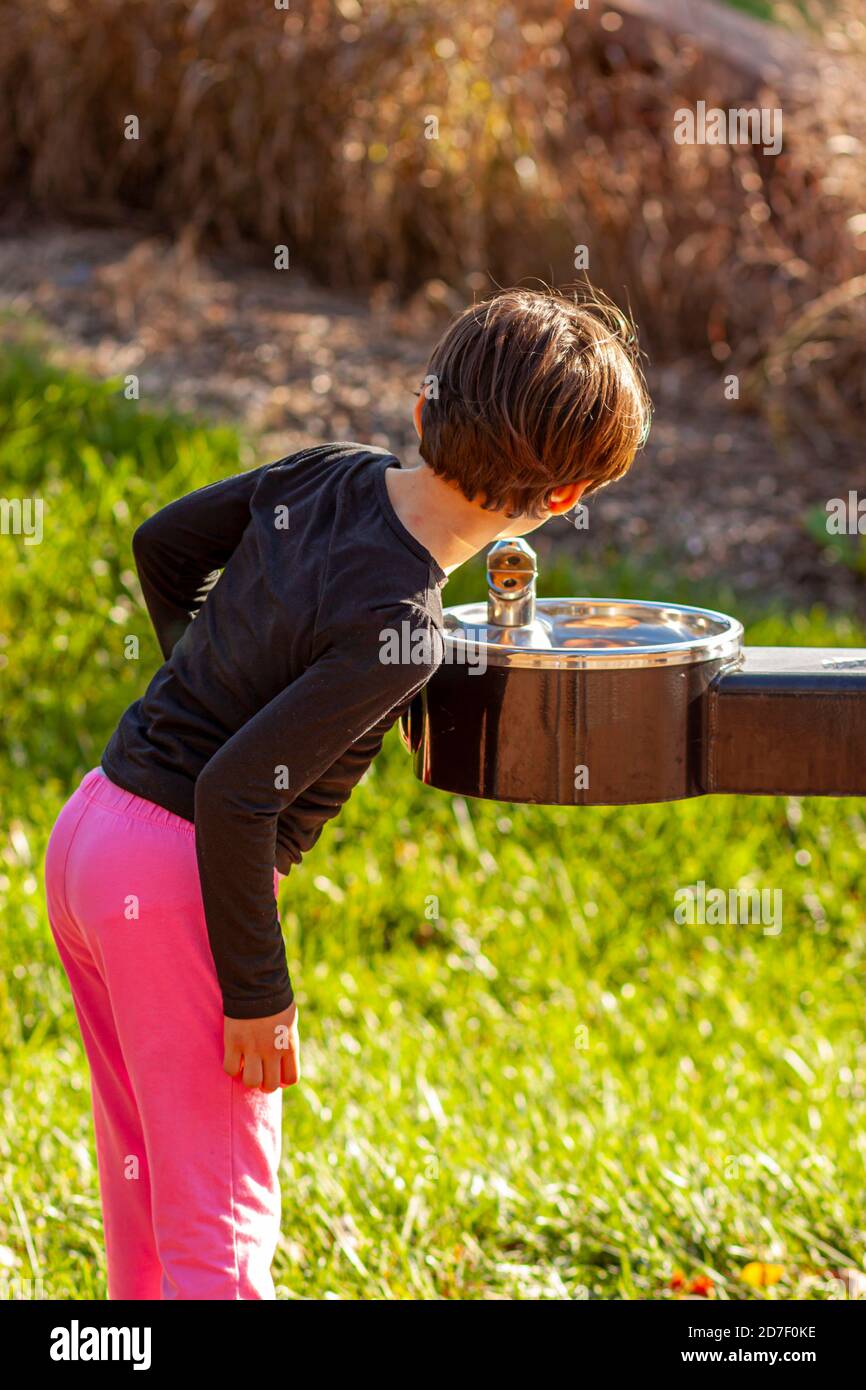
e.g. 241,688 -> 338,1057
223,1002 -> 300,1092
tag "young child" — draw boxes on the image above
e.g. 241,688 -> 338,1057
44,286 -> 650,1300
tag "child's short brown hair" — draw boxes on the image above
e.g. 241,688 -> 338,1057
418,286 -> 651,518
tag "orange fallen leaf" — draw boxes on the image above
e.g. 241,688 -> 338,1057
689,1275 -> 714,1297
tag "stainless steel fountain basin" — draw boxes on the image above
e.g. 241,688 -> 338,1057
402,594 -> 744,806
441,597 -> 744,669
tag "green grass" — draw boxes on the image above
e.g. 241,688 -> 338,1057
722,0 -> 777,20
721,0 -> 821,27
1,352 -> 865,1300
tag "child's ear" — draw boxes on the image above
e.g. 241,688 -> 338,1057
413,393 -> 424,440
546,480 -> 589,515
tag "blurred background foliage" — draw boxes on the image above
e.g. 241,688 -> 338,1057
0,0 -> 865,434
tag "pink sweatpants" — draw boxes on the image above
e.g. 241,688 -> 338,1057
44,766 -> 283,1300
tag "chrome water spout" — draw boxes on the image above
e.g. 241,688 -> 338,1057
486,538 -> 537,627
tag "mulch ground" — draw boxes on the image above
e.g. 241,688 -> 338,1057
1,221 -> 862,614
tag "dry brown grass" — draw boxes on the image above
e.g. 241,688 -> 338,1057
0,0 -> 864,433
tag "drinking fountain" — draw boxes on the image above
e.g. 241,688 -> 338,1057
401,538 -> 866,804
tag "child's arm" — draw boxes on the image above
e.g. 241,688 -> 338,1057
257,705 -> 417,1090
195,614 -> 441,1021
274,710 -> 397,871
133,465 -> 269,660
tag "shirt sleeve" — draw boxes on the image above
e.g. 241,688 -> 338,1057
194,615 -> 442,1019
273,708 -> 401,872
132,465 -> 269,661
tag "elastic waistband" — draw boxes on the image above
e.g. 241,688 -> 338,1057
77,766 -> 196,839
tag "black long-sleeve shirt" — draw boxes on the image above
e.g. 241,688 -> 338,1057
101,444 -> 446,1017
